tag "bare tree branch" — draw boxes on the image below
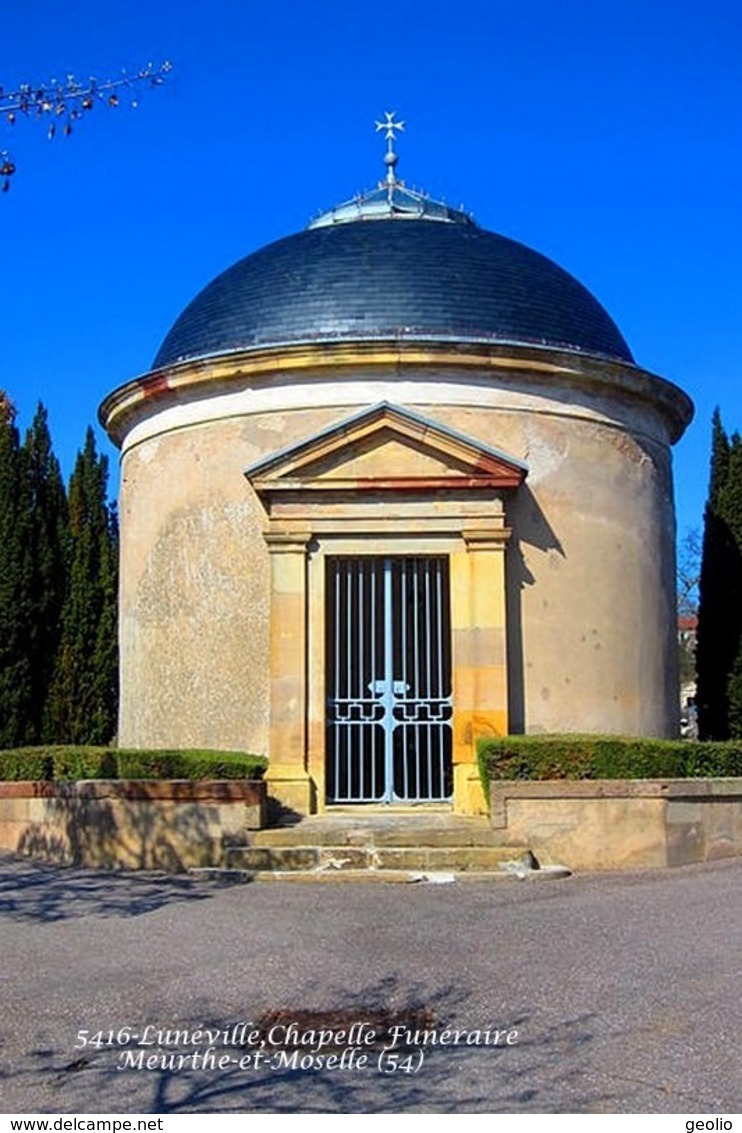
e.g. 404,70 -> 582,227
677,527 -> 701,620
1,61 -> 171,191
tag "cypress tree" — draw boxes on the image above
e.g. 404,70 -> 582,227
88,496 -> 118,744
719,435 -> 742,737
22,404 -> 69,742
696,411 -> 742,739
0,393 -> 34,746
726,651 -> 742,739
46,428 -> 118,744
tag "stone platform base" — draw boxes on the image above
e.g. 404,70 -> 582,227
489,778 -> 742,870
11,776 -> 736,876
0,780 -> 266,871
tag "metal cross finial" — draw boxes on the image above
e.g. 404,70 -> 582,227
375,110 -> 405,148
375,111 -> 405,195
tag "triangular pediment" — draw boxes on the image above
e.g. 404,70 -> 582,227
245,402 -> 527,496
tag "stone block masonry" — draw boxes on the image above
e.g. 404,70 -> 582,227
0,780 -> 265,871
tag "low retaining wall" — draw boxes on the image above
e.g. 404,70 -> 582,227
0,780 -> 265,871
5,777 -> 740,874
489,778 -> 742,870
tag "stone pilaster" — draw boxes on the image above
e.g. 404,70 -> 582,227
264,532 -> 314,815
450,523 -> 510,814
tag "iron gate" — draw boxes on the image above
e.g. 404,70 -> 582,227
326,556 -> 453,804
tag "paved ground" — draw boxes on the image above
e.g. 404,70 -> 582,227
0,853 -> 740,1114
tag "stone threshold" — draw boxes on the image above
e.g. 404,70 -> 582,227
187,865 -> 571,885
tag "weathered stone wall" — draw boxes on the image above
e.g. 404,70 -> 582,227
503,412 -> 678,737
0,780 -> 265,870
112,348 -> 682,756
489,779 -> 742,870
118,420 -> 272,751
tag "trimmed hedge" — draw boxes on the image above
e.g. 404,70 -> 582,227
116,750 -> 267,781
50,747 -> 118,781
0,748 -> 55,781
478,734 -> 742,799
0,746 -> 267,782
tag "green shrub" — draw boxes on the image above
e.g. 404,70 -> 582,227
478,734 -> 742,803
0,745 -> 119,781
52,747 -> 118,780
679,742 -> 742,777
115,749 -> 267,781
0,747 -> 55,780
0,746 -> 267,782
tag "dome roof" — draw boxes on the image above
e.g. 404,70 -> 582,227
153,208 -> 634,371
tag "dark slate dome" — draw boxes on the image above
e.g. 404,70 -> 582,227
153,206 -> 633,370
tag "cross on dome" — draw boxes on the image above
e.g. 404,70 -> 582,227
308,113 -> 474,228
374,111 -> 405,145
375,111 -> 405,194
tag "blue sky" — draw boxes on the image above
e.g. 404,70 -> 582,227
3,0 -> 741,541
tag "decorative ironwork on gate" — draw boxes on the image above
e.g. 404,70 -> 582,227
326,557 -> 453,804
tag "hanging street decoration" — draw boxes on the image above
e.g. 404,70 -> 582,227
0,60 -> 172,191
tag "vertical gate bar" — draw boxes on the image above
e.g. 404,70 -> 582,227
422,560 -> 428,797
419,559 -> 424,799
384,557 -> 394,803
439,718 -> 445,799
371,557 -> 376,694
347,561 -> 353,799
398,561 -> 410,802
401,560 -> 407,800
436,727 -> 441,799
345,562 -> 351,701
414,560 -> 420,798
342,564 -> 345,803
358,561 -> 363,802
441,559 -> 446,794
401,559 -> 407,693
361,560 -> 365,800
355,560 -> 359,798
419,560 -> 425,798
357,564 -> 362,797
435,559 -> 441,793
369,565 -> 373,800
425,559 -> 431,701
441,559 -> 446,795
435,555 -> 441,688
371,560 -> 377,800
357,561 -> 362,798
342,561 -> 347,802
334,562 -> 340,800
371,564 -> 376,801
408,561 -> 413,798
426,560 -> 433,795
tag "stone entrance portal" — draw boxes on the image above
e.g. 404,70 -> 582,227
245,401 -> 527,816
325,555 -> 453,804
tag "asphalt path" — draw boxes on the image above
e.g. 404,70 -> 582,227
0,853 -> 740,1114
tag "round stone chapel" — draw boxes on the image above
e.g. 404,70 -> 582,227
100,123 -> 693,815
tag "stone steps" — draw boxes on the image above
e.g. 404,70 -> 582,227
186,810 -> 571,883
224,843 -> 527,873
249,812 -> 512,849
188,867 -> 570,885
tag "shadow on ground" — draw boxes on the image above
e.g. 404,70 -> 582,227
0,853 -> 221,923
9,975 -> 611,1113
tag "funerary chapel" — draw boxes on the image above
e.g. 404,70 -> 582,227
100,116 -> 693,815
